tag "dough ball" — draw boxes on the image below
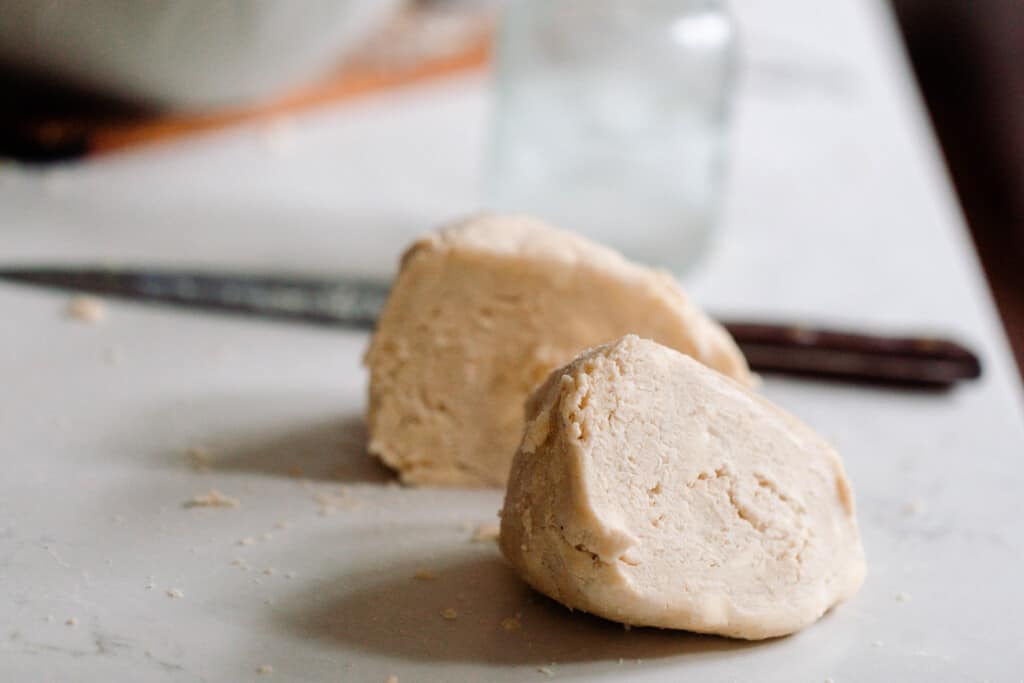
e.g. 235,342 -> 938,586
364,215 -> 751,486
500,335 -> 865,639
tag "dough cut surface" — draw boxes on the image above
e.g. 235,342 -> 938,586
364,214 -> 752,487
499,335 -> 865,639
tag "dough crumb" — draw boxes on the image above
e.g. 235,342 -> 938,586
256,664 -> 274,675
902,499 -> 924,516
413,569 -> 436,581
825,678 -> 835,683
184,489 -> 238,509
284,571 -> 297,579
385,676 -> 399,683
273,521 -> 290,530
313,490 -> 356,515
67,295 -> 105,323
441,607 -> 458,620
470,522 -> 501,543
65,617 -> 77,626
287,465 -> 305,479
262,568 -> 276,576
537,667 -> 553,677
895,591 -> 912,603
167,589 -> 184,599
186,446 -> 211,471
238,537 -> 256,546
501,613 -> 522,632
104,346 -> 124,366
231,558 -> 250,571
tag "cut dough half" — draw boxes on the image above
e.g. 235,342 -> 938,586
364,214 -> 752,486
500,335 -> 865,639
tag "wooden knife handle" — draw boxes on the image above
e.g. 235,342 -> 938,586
721,321 -> 982,388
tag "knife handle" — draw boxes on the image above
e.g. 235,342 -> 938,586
721,321 -> 982,388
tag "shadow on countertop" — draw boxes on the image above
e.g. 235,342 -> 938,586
199,413 -> 393,484
272,547 -> 768,667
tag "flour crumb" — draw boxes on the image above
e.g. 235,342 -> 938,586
231,558 -> 250,571
259,532 -> 274,542
183,489 -> 239,509
273,521 -> 290,530
256,664 -> 274,675
470,522 -> 501,543
284,571 -> 297,579
441,607 -> 458,620
186,446 -> 212,471
238,537 -> 256,546
44,615 -> 54,623
501,613 -> 522,632
537,667 -> 553,676
895,591 -> 912,603
67,295 -> 105,323
313,490 -> 356,515
618,658 -> 624,664
902,499 -> 924,516
104,345 -> 124,366
824,678 -> 834,683
871,640 -> 884,647
167,589 -> 184,599
65,617 -> 77,627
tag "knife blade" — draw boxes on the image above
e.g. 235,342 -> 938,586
0,266 -> 982,388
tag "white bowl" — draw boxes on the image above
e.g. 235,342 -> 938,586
0,0 -> 404,110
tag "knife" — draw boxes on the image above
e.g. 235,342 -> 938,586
0,266 -> 982,388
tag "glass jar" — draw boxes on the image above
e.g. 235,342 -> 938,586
486,0 -> 736,272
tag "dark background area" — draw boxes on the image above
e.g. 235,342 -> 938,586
892,0 -> 1024,377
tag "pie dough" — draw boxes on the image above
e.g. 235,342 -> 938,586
499,335 -> 865,639
364,214 -> 751,486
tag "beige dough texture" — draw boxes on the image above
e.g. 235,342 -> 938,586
364,214 -> 752,487
499,335 -> 865,639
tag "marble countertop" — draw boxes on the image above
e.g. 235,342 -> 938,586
2,1 -> 1023,681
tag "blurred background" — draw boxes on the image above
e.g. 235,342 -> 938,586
891,0 -> 1024,379
0,0 -> 1021,376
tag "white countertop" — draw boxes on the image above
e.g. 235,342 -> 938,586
2,1 -> 1023,681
